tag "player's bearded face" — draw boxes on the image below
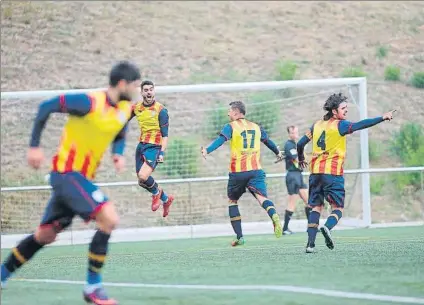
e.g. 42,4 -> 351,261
335,102 -> 348,120
142,85 -> 155,105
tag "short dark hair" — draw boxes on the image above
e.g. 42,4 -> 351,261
323,93 -> 348,120
109,61 -> 141,87
229,101 -> 246,115
141,80 -> 154,89
287,125 -> 296,133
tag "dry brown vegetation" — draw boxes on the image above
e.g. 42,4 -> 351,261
1,1 -> 423,232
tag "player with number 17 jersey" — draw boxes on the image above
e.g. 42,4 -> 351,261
201,101 -> 285,246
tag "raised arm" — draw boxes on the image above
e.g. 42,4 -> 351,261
260,127 -> 280,155
338,117 -> 384,136
297,125 -> 313,163
30,93 -> 92,147
206,124 -> 233,154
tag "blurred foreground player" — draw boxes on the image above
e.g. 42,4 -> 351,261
201,101 -> 285,246
282,125 -> 310,235
129,80 -> 174,217
297,93 -> 395,253
0,61 -> 141,305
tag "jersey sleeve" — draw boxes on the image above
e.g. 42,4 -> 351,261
111,123 -> 129,156
260,126 -> 280,155
158,108 -> 169,137
220,123 -> 233,140
338,117 -> 384,136
297,123 -> 314,162
30,93 -> 92,147
206,124 -> 233,154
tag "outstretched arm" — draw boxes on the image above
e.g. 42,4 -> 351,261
260,127 -> 280,155
30,93 -> 92,147
338,117 -> 384,136
297,125 -> 313,163
205,124 -> 233,154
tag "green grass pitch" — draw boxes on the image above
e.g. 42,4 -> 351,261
1,226 -> 423,305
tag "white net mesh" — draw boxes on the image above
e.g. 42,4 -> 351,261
1,84 -> 364,234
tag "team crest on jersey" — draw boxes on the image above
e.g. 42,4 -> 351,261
92,190 -> 105,203
150,110 -> 157,117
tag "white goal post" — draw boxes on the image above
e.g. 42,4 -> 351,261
2,77 -> 375,243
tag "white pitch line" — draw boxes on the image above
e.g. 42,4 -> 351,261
13,278 -> 424,304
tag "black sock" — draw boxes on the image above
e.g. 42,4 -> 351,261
307,211 -> 320,247
283,210 -> 293,231
87,230 -> 111,285
304,207 -> 312,220
261,200 -> 277,219
4,234 -> 44,274
229,202 -> 243,239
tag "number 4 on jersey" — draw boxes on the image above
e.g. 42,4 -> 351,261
317,131 -> 326,150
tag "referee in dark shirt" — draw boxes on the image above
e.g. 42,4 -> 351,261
282,125 -> 311,235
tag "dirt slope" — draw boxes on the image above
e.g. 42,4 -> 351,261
1,1 -> 423,231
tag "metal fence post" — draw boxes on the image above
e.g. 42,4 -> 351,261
188,182 -> 193,239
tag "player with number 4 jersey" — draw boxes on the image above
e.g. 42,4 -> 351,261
201,101 -> 285,246
297,93 -> 396,253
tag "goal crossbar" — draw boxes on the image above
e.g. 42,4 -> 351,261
1,77 -> 365,100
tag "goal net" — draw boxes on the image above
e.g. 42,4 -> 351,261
1,79 -> 368,241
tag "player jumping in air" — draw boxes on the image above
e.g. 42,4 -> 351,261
201,101 -> 285,246
282,125 -> 311,235
0,61 -> 141,305
297,93 -> 395,253
130,80 -> 174,217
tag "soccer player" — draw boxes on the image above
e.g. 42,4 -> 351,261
282,125 -> 311,235
0,61 -> 141,305
130,80 -> 174,217
297,93 -> 395,253
201,101 -> 285,246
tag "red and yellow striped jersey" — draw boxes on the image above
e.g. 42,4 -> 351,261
309,118 -> 346,175
133,101 -> 165,145
229,119 -> 262,173
52,92 -> 132,180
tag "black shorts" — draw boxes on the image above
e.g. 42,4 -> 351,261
285,171 -> 307,195
308,174 -> 345,208
227,170 -> 268,201
40,172 -> 109,229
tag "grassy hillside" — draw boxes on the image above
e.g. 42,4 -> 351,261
1,1 -> 423,231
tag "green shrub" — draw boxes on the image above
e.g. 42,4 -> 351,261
275,60 -> 297,81
368,140 -> 382,162
370,176 -> 386,195
159,138 -> 199,178
390,122 -> 424,190
341,67 -> 367,78
376,45 -> 388,59
203,101 -> 229,139
246,92 -> 280,134
384,65 -> 401,81
410,72 -> 424,88
391,122 -> 423,162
